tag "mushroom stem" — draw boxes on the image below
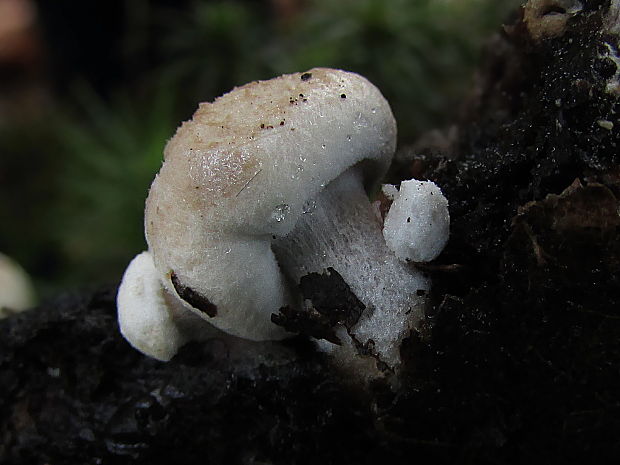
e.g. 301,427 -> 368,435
272,169 -> 430,370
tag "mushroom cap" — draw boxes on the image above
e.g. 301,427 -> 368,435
147,68 -> 396,240
144,68 -> 397,339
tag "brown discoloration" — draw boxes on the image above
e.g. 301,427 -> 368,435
145,68 -> 380,259
271,306 -> 342,345
347,332 -> 394,374
509,180 -> 620,270
184,148 -> 262,200
523,0 -> 582,41
376,190 -> 393,222
156,69 -> 345,202
170,272 -> 218,317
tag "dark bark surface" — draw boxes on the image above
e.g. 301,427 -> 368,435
2,1 -> 620,463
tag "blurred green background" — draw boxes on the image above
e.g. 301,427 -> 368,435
0,0 -> 519,299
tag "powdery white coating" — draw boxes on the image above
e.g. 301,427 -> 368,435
0,252 -> 35,315
383,180 -> 449,262
144,68 -> 396,341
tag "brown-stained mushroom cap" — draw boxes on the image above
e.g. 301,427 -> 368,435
143,68 -> 397,341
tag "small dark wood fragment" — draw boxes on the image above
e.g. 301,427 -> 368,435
271,306 -> 342,345
271,267 -> 365,343
298,267 -> 365,329
170,272 -> 218,317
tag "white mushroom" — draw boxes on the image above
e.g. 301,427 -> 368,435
0,252 -> 35,317
117,68 -> 450,375
382,180 -> 450,262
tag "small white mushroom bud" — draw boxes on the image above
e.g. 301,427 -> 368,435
382,180 -> 450,262
117,251 -> 221,361
0,252 -> 36,317
117,251 -> 188,361
117,68 -> 450,376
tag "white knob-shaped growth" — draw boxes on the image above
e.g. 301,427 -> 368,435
117,251 -> 187,361
0,252 -> 35,316
382,180 -> 449,262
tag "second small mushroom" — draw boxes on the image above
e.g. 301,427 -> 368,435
117,68 -> 450,377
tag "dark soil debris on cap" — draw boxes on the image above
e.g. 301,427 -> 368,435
171,272 -> 217,317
